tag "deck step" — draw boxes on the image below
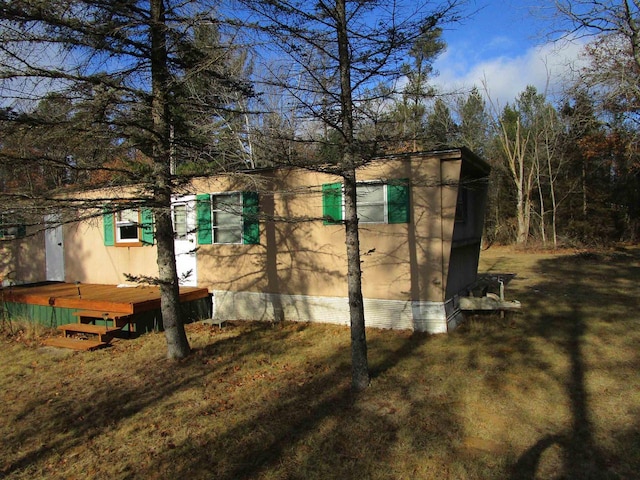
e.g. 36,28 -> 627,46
58,323 -> 121,343
72,310 -> 133,329
42,336 -> 107,351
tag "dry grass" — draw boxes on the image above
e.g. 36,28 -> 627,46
1,246 -> 639,479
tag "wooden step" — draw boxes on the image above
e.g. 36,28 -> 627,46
72,309 -> 131,320
72,310 -> 134,331
58,323 -> 121,343
42,336 -> 107,351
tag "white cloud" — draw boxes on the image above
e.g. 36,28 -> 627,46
433,38 -> 588,108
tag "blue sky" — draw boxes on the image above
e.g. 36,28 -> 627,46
432,0 -> 585,107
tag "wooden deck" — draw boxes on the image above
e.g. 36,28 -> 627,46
0,282 -> 209,315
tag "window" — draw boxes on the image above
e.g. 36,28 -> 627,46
173,204 -> 189,240
213,193 -> 242,244
0,214 -> 26,239
116,209 -> 140,243
455,187 -> 468,223
357,183 -> 385,223
196,192 -> 260,245
103,207 -> 154,246
322,179 -> 410,225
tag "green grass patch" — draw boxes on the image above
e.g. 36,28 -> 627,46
1,246 -> 639,479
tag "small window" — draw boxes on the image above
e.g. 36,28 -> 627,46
357,183 -> 386,223
116,209 -> 140,243
0,214 -> 26,239
173,204 -> 189,240
212,193 -> 243,244
455,187 -> 468,223
103,207 -> 153,247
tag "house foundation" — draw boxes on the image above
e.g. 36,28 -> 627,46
212,290 -> 462,334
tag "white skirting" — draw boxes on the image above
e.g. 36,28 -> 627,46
212,290 -> 462,334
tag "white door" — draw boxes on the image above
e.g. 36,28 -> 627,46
45,214 -> 65,281
172,196 -> 198,286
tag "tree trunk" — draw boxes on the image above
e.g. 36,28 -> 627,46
336,0 -> 369,391
536,154 -> 547,245
547,147 -> 558,248
155,204 -> 190,358
516,180 -> 529,245
344,168 -> 369,391
150,0 -> 190,359
582,160 -> 588,218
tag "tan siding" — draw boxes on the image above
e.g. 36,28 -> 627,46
0,229 -> 46,285
63,209 -> 159,285
2,149 -> 490,332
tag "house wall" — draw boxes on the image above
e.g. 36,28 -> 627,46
193,168 -> 406,300
446,158 -> 490,300
64,217 -> 158,285
60,186 -> 160,285
0,229 -> 46,286
2,149 -> 489,333
192,151 -> 483,332
192,156 -> 455,304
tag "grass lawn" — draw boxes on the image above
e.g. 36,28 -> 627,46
1,246 -> 639,479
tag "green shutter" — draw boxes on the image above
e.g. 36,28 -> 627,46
196,194 -> 212,245
322,183 -> 343,224
140,208 -> 154,245
103,209 -> 115,246
242,192 -> 260,245
387,179 -> 410,224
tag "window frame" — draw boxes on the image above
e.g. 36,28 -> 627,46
172,202 -> 190,241
115,208 -> 142,245
322,179 -> 409,225
0,213 -> 26,240
196,191 -> 260,246
211,192 -> 243,245
356,181 -> 387,224
103,206 -> 154,247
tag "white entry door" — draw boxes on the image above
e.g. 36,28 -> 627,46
44,214 -> 65,281
172,196 -> 198,286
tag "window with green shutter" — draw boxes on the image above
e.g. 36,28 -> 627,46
322,180 -> 410,225
103,206 -> 155,246
196,194 -> 213,245
242,192 -> 260,245
140,208 -> 154,245
197,192 -> 260,245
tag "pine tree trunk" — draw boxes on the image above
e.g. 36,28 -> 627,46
336,0 -> 369,391
150,0 -> 190,359
155,203 -> 190,358
344,168 -> 370,391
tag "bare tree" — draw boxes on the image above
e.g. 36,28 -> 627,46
554,1 -> 640,124
552,1 -> 640,242
486,86 -> 535,245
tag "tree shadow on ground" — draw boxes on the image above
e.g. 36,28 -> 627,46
2,320 -> 459,479
132,326 -> 454,479
504,249 -> 640,479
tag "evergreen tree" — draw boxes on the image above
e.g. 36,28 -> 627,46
0,0 -> 251,358
241,0 -> 464,391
